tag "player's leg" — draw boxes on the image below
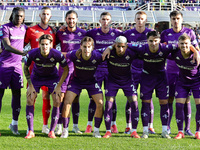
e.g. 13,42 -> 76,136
103,96 -> 114,138
61,91 -> 77,138
111,99 -> 118,133
9,72 -> 23,135
148,99 -> 155,134
124,101 -> 131,134
25,89 -> 37,139
184,96 -> 194,136
91,93 -> 104,138
72,95 -> 82,134
127,95 -> 140,138
41,87 -> 51,134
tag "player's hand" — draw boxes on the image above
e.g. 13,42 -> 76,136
27,85 -> 37,101
102,46 -> 112,61
193,51 -> 200,66
59,25 -> 67,32
53,86 -> 61,102
76,49 -> 82,59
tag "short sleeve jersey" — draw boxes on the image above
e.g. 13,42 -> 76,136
0,22 -> 26,74
171,50 -> 200,84
124,28 -> 153,71
24,24 -> 56,49
129,43 -> 177,74
161,27 -> 198,74
24,48 -> 67,77
107,47 -> 137,83
68,50 -> 102,83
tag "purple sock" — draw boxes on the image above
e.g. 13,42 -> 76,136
94,117 -> 102,128
0,89 -> 4,112
160,104 -> 169,126
62,117 -> 70,128
149,99 -> 154,124
168,103 -> 173,129
196,104 -> 200,132
50,107 -> 60,131
72,102 -> 80,124
141,102 -> 150,127
130,101 -> 139,130
88,99 -> 96,122
176,103 -> 184,131
57,102 -> 64,124
184,102 -> 191,131
26,105 -> 34,131
11,90 -> 21,121
112,100 -> 117,122
104,101 -> 113,130
125,101 -> 131,124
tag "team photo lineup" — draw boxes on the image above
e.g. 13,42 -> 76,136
0,6 -> 200,140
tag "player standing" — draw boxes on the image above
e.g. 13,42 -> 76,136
85,12 -> 123,133
0,7 -> 26,135
61,36 -> 104,138
24,6 -> 56,134
161,11 -> 198,136
24,34 -> 69,139
123,11 -> 155,134
55,10 -> 86,135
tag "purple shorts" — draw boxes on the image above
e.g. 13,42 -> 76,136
31,75 -> 59,94
67,78 -> 102,96
166,72 -> 179,97
59,65 -> 74,93
175,80 -> 200,99
0,66 -> 23,89
94,69 -> 108,88
140,72 -> 169,100
105,78 -> 137,97
131,69 -> 142,91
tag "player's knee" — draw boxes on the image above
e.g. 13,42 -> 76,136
96,99 -> 104,109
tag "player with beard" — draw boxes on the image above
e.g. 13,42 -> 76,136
24,7 -> 56,134
161,11 -> 198,136
55,10 -> 86,135
85,12 -> 123,134
123,11 -> 155,134
0,7 -> 26,136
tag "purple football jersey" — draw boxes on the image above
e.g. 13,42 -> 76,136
129,43 -> 177,74
25,48 -> 67,77
0,22 -> 26,74
124,28 -> 153,71
107,47 -> 137,83
68,49 -> 102,84
86,28 -> 122,71
171,50 -> 200,84
56,27 -> 86,53
161,27 -> 198,74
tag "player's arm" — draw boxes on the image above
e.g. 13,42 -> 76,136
24,64 -> 37,100
102,44 -> 114,60
2,38 -> 26,56
190,45 -> 200,66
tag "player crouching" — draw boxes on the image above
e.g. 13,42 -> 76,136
24,34 -> 69,139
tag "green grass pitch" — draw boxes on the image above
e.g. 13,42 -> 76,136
0,64 -> 200,149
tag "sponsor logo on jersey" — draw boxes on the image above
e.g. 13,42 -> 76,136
10,36 -> 24,40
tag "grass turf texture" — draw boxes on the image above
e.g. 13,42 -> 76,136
0,66 -> 200,149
